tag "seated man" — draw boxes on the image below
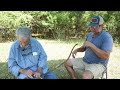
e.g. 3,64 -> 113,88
64,16 -> 113,79
8,27 -> 57,79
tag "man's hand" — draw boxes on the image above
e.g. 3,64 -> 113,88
20,69 -> 34,78
26,69 -> 34,78
72,49 -> 78,58
33,72 -> 41,78
30,67 -> 42,78
84,41 -> 95,48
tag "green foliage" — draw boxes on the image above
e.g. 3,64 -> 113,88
0,11 -> 120,44
0,11 -> 32,28
0,11 -> 33,42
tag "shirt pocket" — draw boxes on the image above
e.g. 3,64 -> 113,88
32,54 -> 39,64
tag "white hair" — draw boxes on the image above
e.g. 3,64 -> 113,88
16,27 -> 31,38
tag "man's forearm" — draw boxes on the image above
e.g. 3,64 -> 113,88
77,46 -> 86,52
90,45 -> 110,60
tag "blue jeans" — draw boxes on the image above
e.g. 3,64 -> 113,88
17,71 -> 57,79
42,72 -> 57,79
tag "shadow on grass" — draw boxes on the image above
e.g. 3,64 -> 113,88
0,59 -> 82,79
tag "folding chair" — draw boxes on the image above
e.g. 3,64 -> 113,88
101,67 -> 107,79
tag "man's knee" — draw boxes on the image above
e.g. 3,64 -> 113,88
64,61 -> 68,67
82,70 -> 94,79
64,59 -> 73,67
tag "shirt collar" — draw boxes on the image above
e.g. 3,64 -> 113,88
16,37 -> 34,49
92,30 -> 103,38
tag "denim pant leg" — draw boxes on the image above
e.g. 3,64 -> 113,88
43,72 -> 57,79
17,73 -> 28,79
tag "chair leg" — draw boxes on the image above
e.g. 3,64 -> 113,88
101,69 -> 107,79
106,70 -> 107,79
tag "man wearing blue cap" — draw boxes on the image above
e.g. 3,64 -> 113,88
64,16 -> 113,79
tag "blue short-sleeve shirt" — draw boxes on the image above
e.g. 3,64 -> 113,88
84,30 -> 113,66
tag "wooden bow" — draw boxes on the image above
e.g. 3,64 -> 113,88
33,43 -> 78,79
51,43 -> 78,70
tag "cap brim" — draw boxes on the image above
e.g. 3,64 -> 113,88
89,23 -> 99,27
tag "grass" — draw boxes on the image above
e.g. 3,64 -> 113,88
0,39 -> 120,79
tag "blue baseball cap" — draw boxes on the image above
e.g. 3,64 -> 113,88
89,16 -> 104,28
